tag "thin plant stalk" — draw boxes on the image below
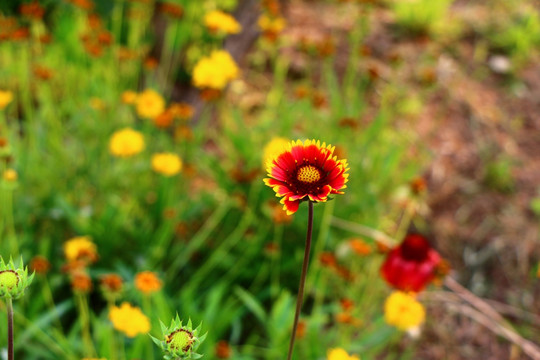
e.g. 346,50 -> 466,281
286,200 -> 314,360
142,295 -> 154,360
7,298 -> 13,360
41,276 -> 63,332
107,299 -> 118,360
76,293 -> 95,357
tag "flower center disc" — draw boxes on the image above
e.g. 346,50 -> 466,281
297,165 -> 321,183
0,270 -> 19,289
168,329 -> 194,352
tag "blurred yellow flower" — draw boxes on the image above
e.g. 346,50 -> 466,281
262,137 -> 289,169
121,90 -> 138,104
109,302 -> 150,337
192,50 -> 239,90
204,10 -> 242,34
151,153 -> 183,176
109,128 -> 145,157
135,271 -> 163,294
0,90 -> 13,110
327,348 -> 360,360
258,14 -> 286,33
384,291 -> 425,331
90,97 -> 105,110
3,169 -> 18,182
136,89 -> 165,119
64,236 -> 98,263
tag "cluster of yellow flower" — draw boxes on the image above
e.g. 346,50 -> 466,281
108,88 -> 186,176
204,10 -> 242,35
192,50 -> 239,91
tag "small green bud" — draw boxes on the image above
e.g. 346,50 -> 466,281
150,315 -> 207,360
0,257 -> 34,300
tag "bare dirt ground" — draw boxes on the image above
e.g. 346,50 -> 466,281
281,1 -> 540,358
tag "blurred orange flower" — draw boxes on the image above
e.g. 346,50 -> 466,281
29,256 -> 51,274
160,2 -> 184,19
100,273 -> 124,293
121,90 -> 138,104
153,110 -> 174,128
169,102 -> 194,120
71,272 -> 93,293
135,271 -> 163,294
348,239 -> 372,256
215,340 -> 232,358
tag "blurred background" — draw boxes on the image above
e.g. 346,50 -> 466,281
0,0 -> 539,359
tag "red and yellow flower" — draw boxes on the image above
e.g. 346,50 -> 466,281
381,233 -> 441,292
263,139 -> 349,215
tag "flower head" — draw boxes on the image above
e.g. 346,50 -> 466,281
215,340 -> 232,358
100,273 -> 123,295
136,89 -> 166,119
3,169 -> 17,182
258,14 -> 286,41
109,128 -> 145,157
348,238 -> 372,256
71,272 -> 93,293
204,10 -> 242,34
263,139 -> 349,215
0,90 -> 13,110
152,153 -> 183,176
384,291 -> 425,331
327,348 -> 360,360
121,90 -> 138,104
109,302 -> 151,337
135,271 -> 163,294
64,236 -> 98,264
29,255 -> 51,274
381,233 -> 441,292
160,2 -> 184,19
0,257 -> 34,300
192,50 -> 239,90
151,315 -> 207,359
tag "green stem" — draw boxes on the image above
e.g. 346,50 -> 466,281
5,190 -> 19,257
42,276 -> 63,332
7,298 -> 13,360
76,293 -> 95,357
108,300 -> 118,360
270,224 -> 283,299
142,295 -> 154,360
286,201 -> 314,360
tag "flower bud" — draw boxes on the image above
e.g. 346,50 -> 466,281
0,257 -> 34,300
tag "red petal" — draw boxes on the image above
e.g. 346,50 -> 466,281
281,198 -> 299,215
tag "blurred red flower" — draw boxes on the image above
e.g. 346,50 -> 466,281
381,233 -> 441,292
